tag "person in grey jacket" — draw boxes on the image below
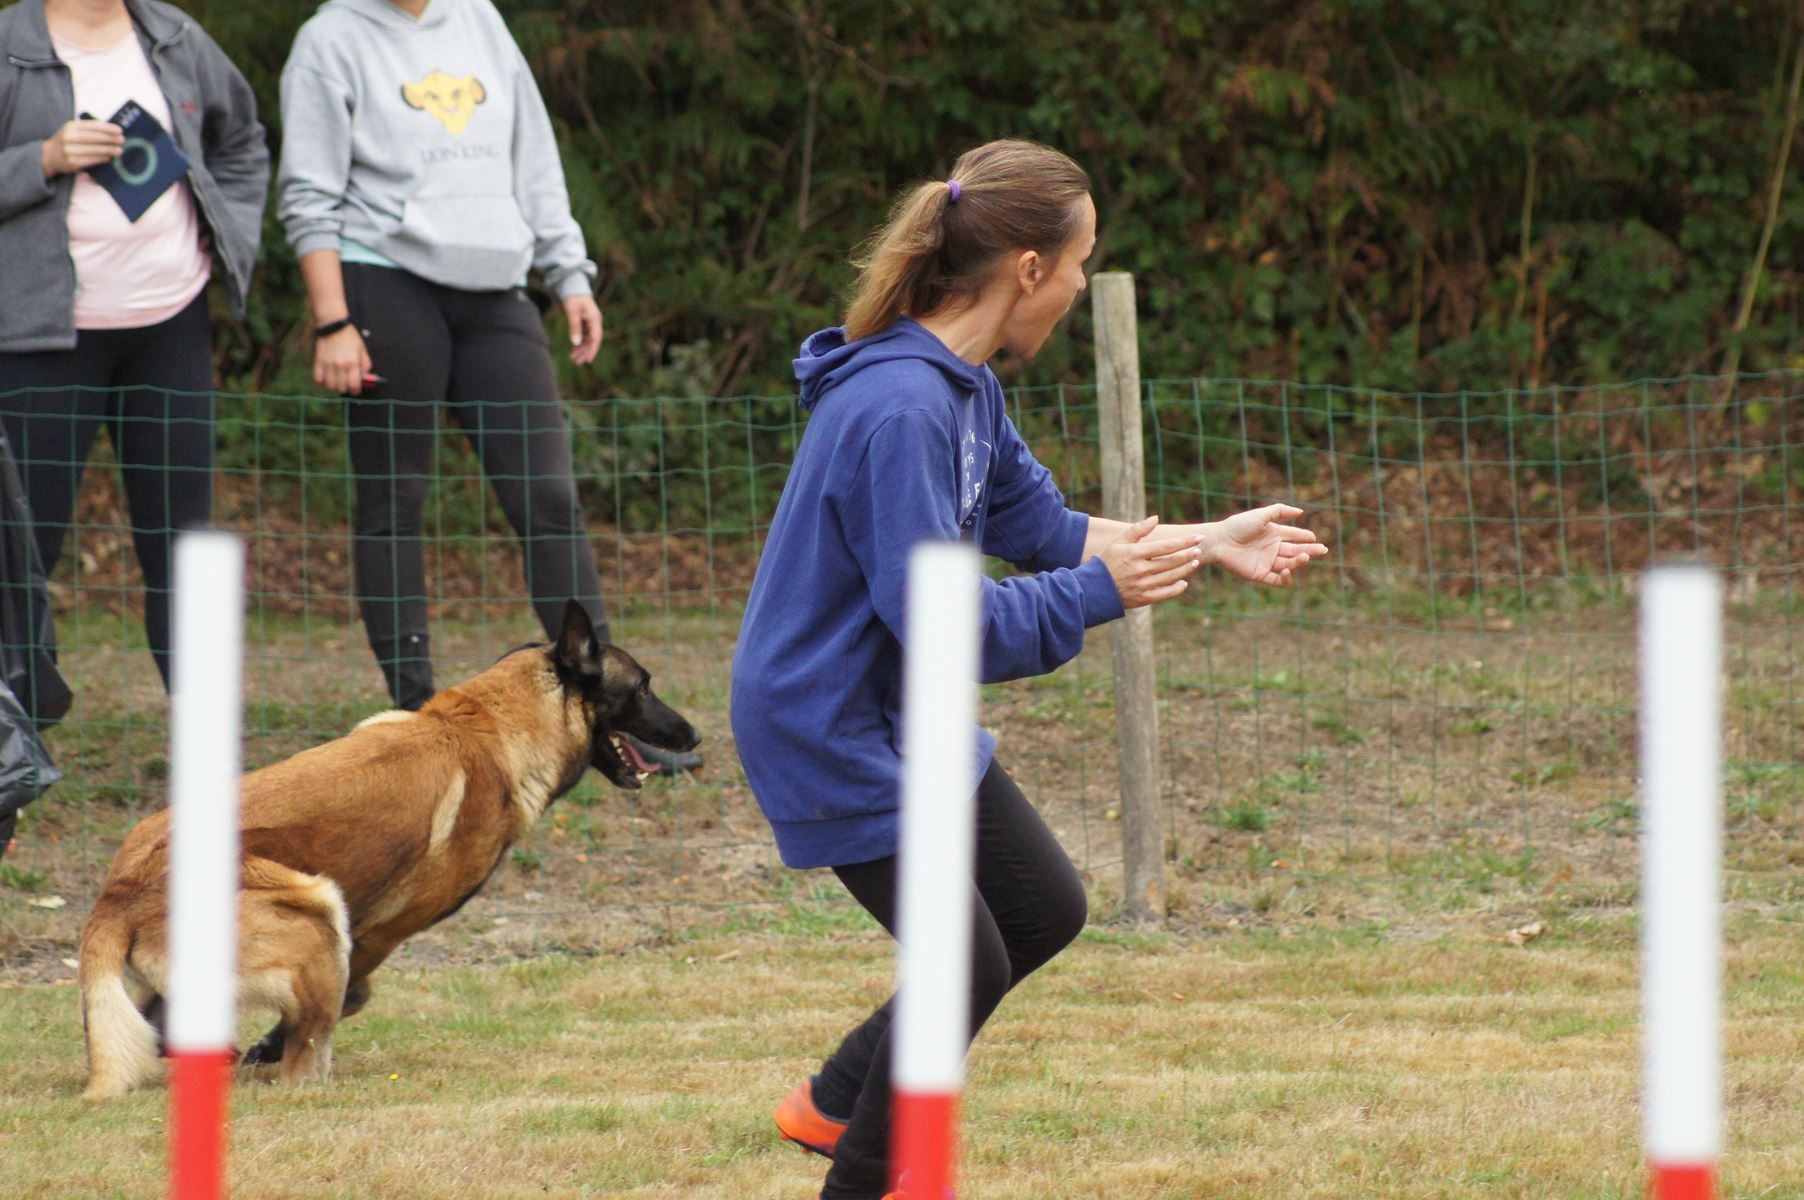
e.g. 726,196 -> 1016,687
277,0 -> 698,773
0,0 -> 267,694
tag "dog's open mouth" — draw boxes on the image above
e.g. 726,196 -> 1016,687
612,732 -> 657,783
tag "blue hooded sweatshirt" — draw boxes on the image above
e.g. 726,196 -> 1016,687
729,319 -> 1125,869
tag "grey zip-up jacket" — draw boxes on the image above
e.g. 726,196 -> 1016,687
0,0 -> 268,352
277,0 -> 596,298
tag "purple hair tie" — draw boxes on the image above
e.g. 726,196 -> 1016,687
946,179 -> 961,203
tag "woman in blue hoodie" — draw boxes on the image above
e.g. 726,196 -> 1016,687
732,139 -> 1328,1200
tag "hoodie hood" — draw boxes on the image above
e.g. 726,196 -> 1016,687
794,318 -> 985,413
328,0 -> 457,31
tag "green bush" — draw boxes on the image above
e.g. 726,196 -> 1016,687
191,0 -> 1803,400
175,0 -> 1802,528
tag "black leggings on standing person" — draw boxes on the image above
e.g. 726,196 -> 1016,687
813,759 -> 1088,1200
0,293 -> 214,692
340,264 -> 607,709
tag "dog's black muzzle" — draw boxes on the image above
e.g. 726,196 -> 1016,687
589,689 -> 701,789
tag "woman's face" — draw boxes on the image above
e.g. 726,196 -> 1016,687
999,193 -> 1098,360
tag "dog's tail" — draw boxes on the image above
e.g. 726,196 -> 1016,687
79,910 -> 159,1100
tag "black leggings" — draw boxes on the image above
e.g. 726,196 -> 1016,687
815,759 -> 1088,1200
0,293 -> 214,690
341,265 -> 606,707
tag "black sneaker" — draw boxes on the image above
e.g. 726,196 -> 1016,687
619,732 -> 703,776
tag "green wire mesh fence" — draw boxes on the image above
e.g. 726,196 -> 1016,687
1133,380 -> 1800,917
2,375 -> 1799,951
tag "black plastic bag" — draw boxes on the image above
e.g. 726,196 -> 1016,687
0,675 -> 59,826
1,422 -> 72,727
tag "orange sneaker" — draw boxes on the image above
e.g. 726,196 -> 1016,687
775,1077 -> 849,1159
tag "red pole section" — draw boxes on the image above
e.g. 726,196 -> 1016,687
1639,567 -> 1722,1200
891,542 -> 979,1200
167,532 -> 245,1200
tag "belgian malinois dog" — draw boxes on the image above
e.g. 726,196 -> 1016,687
78,601 -> 699,1098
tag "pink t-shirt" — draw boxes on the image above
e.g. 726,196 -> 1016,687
53,31 -> 211,331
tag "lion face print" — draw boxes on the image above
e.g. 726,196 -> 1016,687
401,70 -> 487,134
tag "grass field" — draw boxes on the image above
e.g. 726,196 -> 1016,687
5,913 -> 1804,1198
2,595 -> 1801,1197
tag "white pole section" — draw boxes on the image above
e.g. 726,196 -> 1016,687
892,541 -> 980,1198
1639,565 -> 1722,1200
167,530 -> 245,1200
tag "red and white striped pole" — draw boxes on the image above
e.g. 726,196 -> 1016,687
1639,566 -> 1722,1200
892,542 -> 980,1200
167,531 -> 245,1200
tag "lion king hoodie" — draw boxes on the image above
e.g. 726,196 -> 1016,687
276,0 -> 596,297
730,319 -> 1125,869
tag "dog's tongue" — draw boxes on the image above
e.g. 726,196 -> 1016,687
618,736 -> 657,774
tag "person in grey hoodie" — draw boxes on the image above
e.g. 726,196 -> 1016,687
276,0 -> 697,771
0,0 -> 267,694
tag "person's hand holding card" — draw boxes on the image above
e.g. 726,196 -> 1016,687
39,118 -> 125,178
80,101 -> 191,223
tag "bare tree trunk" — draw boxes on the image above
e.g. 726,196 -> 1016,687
1510,133 -> 1538,389
1513,134 -> 1537,325
1720,8 -> 1804,403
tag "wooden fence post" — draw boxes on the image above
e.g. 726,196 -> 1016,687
1092,271 -> 1165,924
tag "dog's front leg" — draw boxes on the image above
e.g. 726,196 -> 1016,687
340,976 -> 372,1019
139,993 -> 169,1057
240,1025 -> 285,1067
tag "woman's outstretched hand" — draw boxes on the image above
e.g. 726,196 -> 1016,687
1207,504 -> 1330,586
1099,516 -> 1205,609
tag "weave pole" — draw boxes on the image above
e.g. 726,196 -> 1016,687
892,542 -> 980,1200
167,531 -> 245,1200
1639,566 -> 1722,1200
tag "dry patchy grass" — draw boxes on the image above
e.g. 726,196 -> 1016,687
3,918 -> 1804,1198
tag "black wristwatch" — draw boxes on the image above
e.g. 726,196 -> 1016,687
315,316 -> 354,338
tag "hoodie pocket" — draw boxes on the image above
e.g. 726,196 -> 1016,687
392,193 -> 532,290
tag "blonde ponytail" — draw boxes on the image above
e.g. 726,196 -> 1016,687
843,140 -> 1091,342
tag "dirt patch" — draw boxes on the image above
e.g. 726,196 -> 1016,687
8,598 -> 1798,985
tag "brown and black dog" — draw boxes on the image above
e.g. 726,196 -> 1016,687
78,601 -> 698,1098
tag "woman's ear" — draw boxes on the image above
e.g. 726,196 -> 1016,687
1014,249 -> 1045,296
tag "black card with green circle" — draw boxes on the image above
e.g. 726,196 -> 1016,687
82,100 -> 189,223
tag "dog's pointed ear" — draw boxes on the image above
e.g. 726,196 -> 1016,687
554,599 -> 603,679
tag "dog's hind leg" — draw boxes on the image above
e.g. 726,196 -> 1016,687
241,970 -> 374,1067
273,943 -> 350,1085
242,972 -> 371,1067
236,859 -> 352,1085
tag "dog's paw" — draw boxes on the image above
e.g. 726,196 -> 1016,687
239,1028 -> 286,1066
